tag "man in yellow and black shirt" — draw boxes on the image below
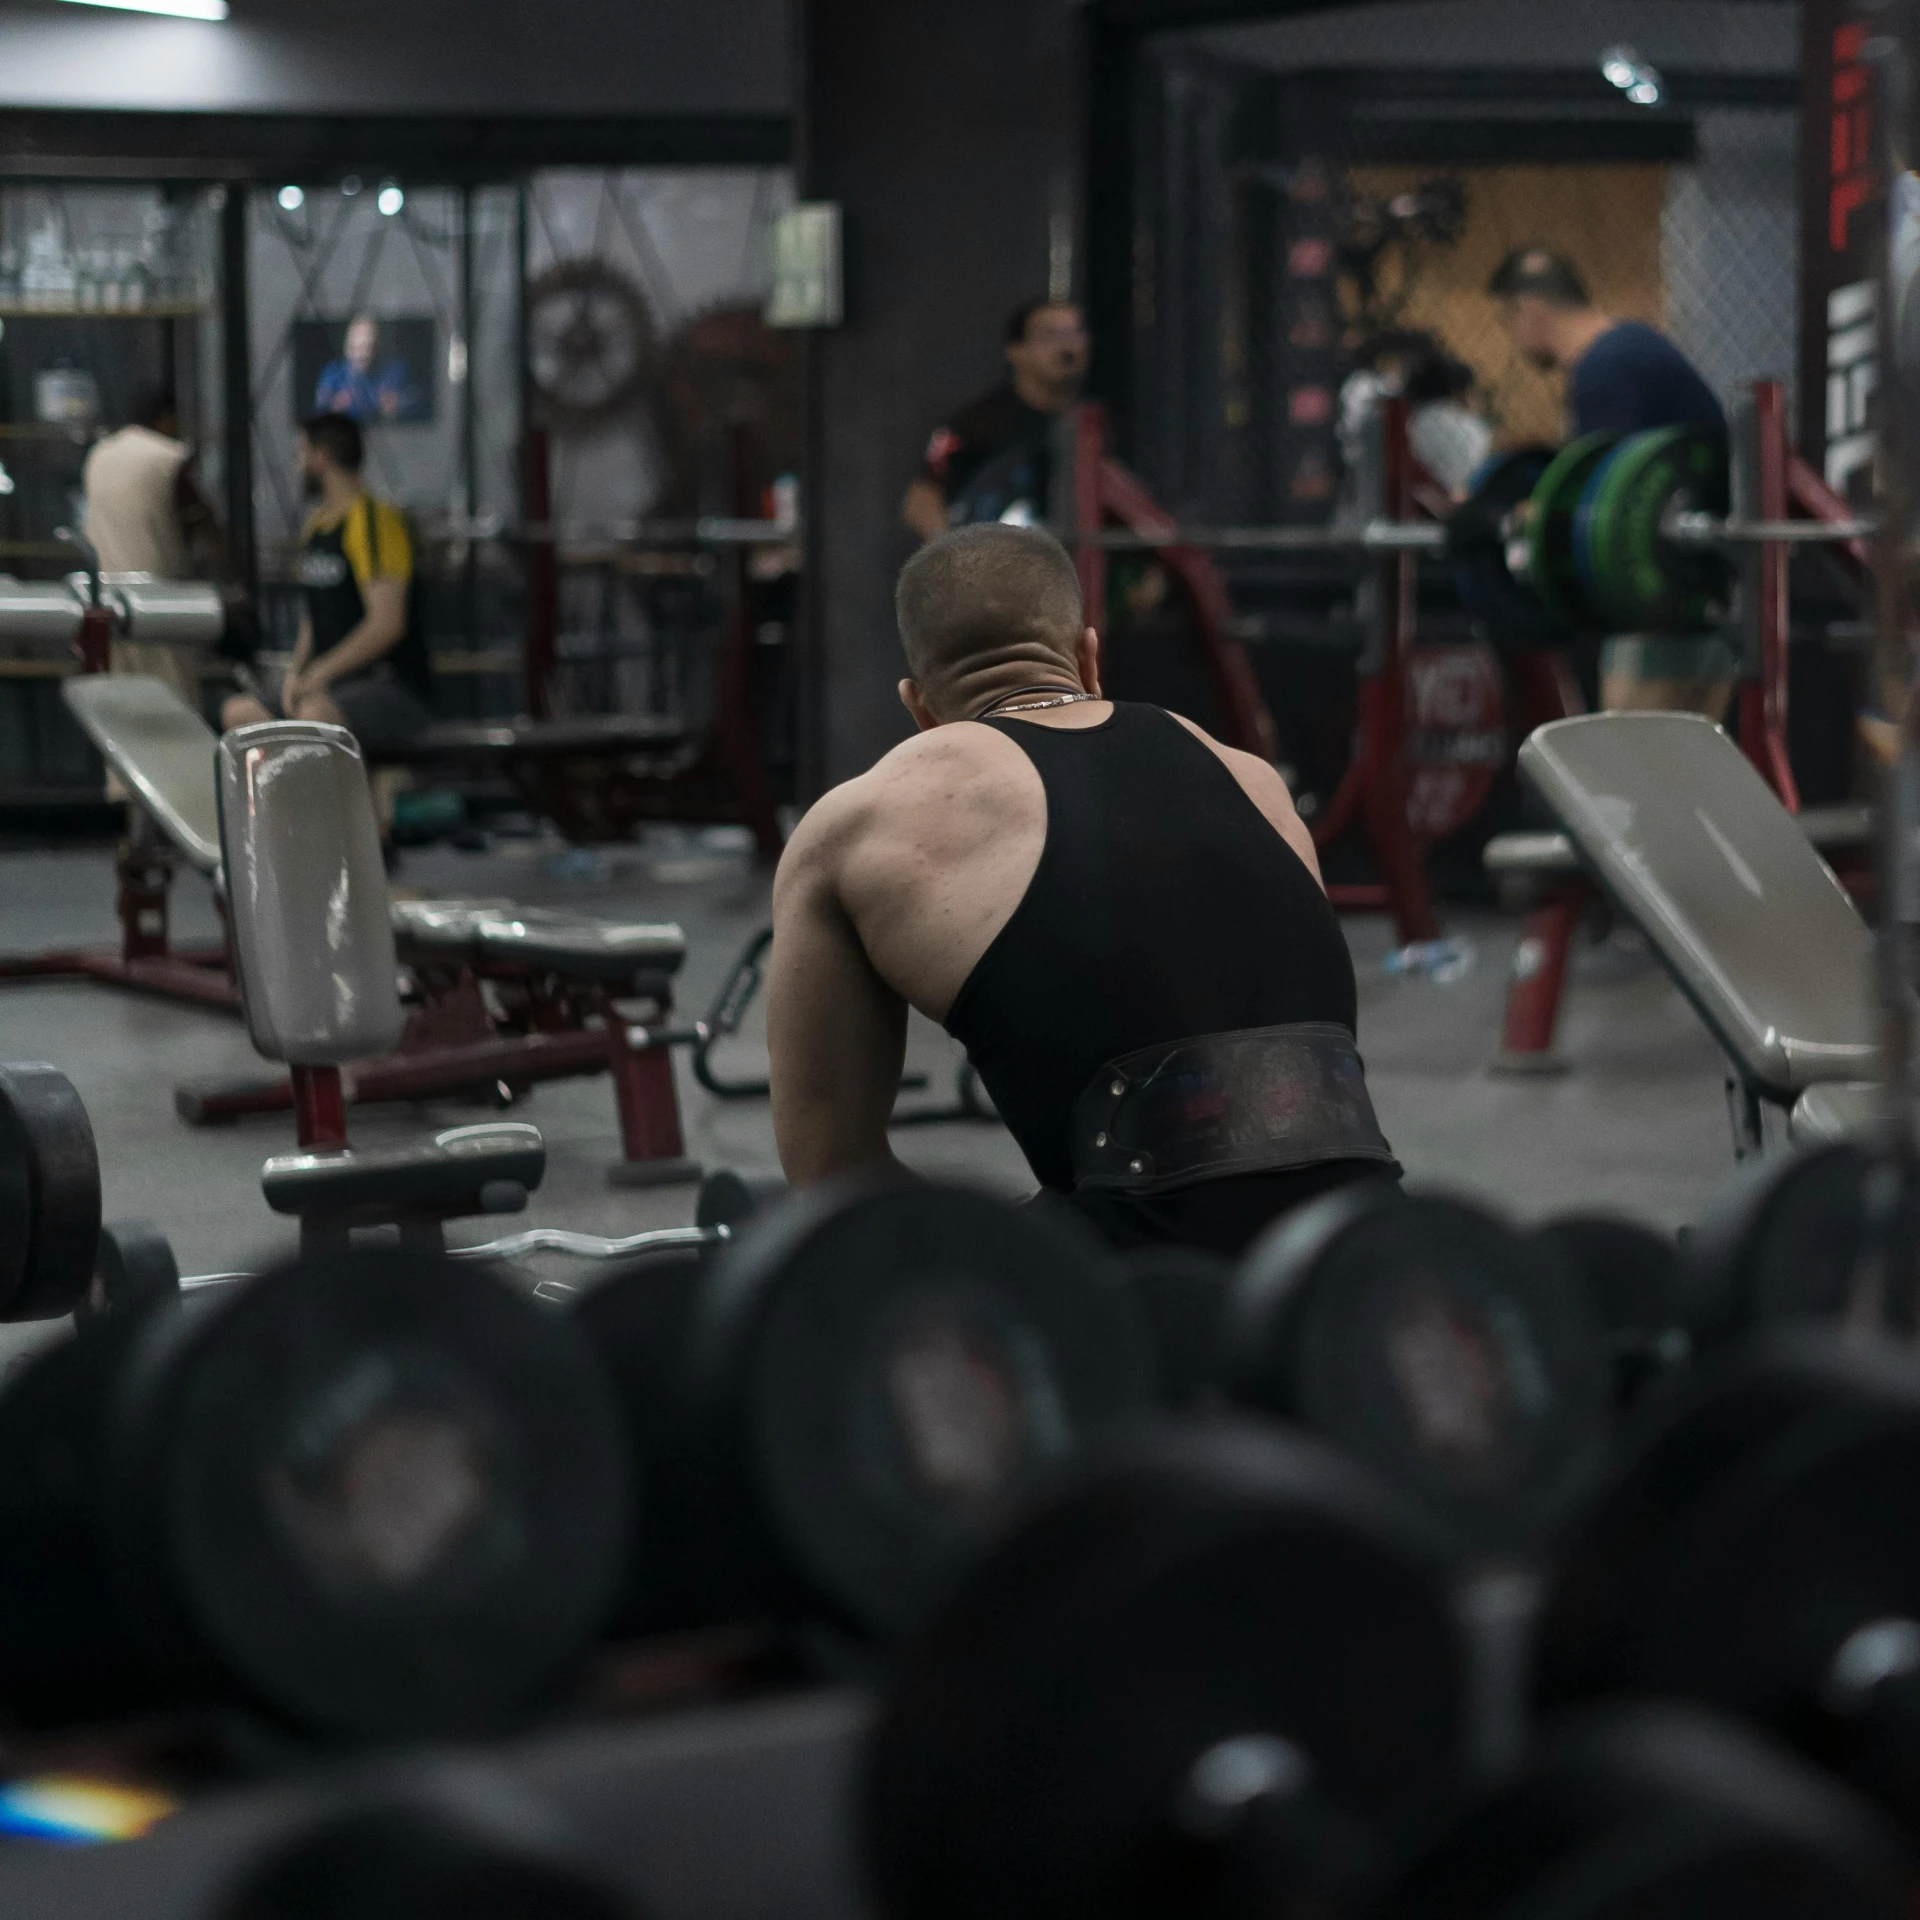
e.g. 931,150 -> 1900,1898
221,412 -> 430,752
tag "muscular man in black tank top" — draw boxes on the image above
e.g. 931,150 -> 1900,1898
768,523 -> 1398,1257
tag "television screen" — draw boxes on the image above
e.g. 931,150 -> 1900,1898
293,315 -> 436,425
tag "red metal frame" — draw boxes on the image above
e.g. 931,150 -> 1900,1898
178,964 -> 697,1182
1301,400 -> 1439,943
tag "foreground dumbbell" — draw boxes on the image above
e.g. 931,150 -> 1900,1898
1376,1704 -> 1904,1920
869,1423 -> 1899,1920
1530,1211 -> 1687,1409
574,1174 -> 1155,1641
0,1061 -> 101,1321
1223,1185 -> 1611,1552
0,1246 -> 629,1740
868,1423 -> 1471,1920
1535,1332 -> 1920,1831
1681,1141 -> 1920,1345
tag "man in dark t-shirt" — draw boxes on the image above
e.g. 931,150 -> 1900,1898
1488,246 -> 1731,715
901,299 -> 1090,541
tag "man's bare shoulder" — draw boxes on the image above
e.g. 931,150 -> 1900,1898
779,724 -> 1029,877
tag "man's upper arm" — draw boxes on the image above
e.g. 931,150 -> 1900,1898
767,799 -> 910,1185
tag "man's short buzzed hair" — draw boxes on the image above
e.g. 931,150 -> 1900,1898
896,524 -> 1084,694
1487,246 -> 1592,309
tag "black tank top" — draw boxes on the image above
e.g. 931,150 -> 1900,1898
944,703 -> 1386,1256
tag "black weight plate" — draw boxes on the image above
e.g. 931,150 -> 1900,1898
0,1064 -> 100,1321
867,1422 -> 1470,1920
1533,1337 -> 1920,1735
571,1248 -> 722,1636
1228,1187 -> 1610,1550
1381,1702 -> 1907,1920
83,1221 -> 182,1327
683,1177 -> 1155,1638
1681,1145 -> 1917,1350
1532,1214 -> 1687,1410
1117,1245 -> 1233,1409
0,1323 -> 163,1727
98,1248 -> 632,1740
1448,446 -> 1563,644
694,1168 -> 789,1232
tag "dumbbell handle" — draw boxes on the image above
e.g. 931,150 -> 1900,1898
449,1223 -> 729,1262
169,1224 -> 730,1294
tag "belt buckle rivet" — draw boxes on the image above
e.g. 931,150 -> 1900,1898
1109,1078 -> 1125,1098
1129,1156 -> 1146,1175
1094,1131 -> 1108,1148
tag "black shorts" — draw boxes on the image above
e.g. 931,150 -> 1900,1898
261,667 -> 430,757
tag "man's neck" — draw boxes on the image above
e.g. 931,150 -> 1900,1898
320,473 -> 365,518
1011,370 -> 1073,416
1555,309 -> 1618,371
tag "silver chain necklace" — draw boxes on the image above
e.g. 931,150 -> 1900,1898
974,686 -> 1097,720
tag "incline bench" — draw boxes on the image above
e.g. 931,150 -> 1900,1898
7,674 -> 701,1185
1497,712 -> 1881,1155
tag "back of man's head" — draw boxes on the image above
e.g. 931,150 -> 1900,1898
896,524 -> 1084,700
1486,247 -> 1592,310
301,411 -> 365,474
130,382 -> 178,433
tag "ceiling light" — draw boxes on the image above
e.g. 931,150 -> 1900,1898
376,183 -> 405,217
56,0 -> 230,18
1600,44 -> 1666,109
340,176 -> 363,197
277,185 -> 305,212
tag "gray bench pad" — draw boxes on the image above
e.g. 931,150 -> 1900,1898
391,900 -> 687,980
63,674 -> 223,872
1517,713 -> 1877,1097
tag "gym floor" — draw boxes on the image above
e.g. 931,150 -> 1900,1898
0,826 -> 1735,1334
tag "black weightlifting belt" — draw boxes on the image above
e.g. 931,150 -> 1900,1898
1069,1022 -> 1398,1196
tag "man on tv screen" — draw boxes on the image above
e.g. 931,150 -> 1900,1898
315,314 -> 418,422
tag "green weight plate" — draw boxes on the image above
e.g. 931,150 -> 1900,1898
1226,1186 -> 1611,1550
682,1177 -> 1155,1639
0,1063 -> 101,1322
1525,434 -> 1620,627
1580,425 -> 1731,633
867,1424 -> 1471,1920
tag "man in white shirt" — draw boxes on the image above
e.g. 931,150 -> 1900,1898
82,383 -> 226,707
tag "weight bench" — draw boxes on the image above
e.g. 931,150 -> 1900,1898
219,718 -> 549,1253
13,674 -> 699,1184
1501,712 -> 1879,1154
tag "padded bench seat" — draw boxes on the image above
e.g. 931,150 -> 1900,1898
1486,806 -> 1878,883
261,1118 -> 547,1223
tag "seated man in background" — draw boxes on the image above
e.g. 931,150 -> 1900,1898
767,523 -> 1398,1257
221,412 -> 430,757
1488,245 -> 1734,719
83,382 -> 230,710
